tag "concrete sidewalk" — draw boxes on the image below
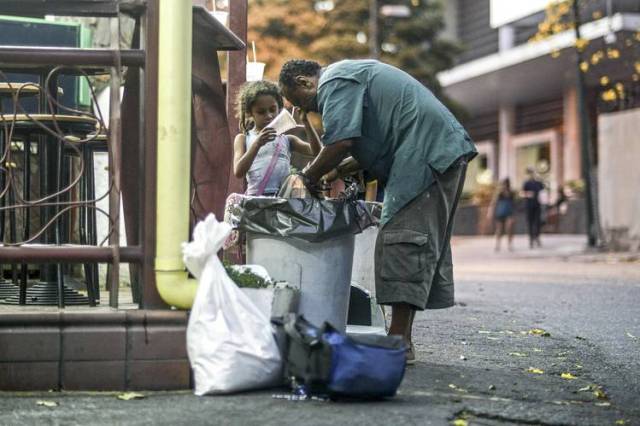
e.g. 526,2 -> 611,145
452,233 -> 640,263
1,235 -> 639,426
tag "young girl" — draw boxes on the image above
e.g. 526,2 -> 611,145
233,80 -> 320,196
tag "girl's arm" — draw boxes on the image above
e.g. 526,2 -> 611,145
287,134 -> 315,156
233,134 -> 251,178
233,128 -> 277,178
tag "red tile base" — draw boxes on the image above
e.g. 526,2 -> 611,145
0,310 -> 191,391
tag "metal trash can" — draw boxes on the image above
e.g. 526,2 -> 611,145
246,232 -> 355,332
231,196 -> 374,332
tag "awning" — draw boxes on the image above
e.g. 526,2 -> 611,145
438,14 -> 640,114
193,6 -> 245,52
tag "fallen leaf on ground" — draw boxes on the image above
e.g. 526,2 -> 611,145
577,384 -> 608,400
527,367 -> 544,374
509,352 -> 528,357
452,419 -> 468,426
593,388 -> 608,400
561,373 -> 577,380
448,384 -> 467,393
117,392 -> 145,401
575,364 -> 583,369
533,348 -> 543,352
615,420 -> 628,425
626,332 -> 637,340
36,400 -> 58,407
528,328 -> 551,337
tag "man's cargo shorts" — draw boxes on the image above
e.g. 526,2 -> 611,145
375,159 -> 467,310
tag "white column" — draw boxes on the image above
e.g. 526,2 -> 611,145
563,87 -> 582,182
499,25 -> 515,52
498,106 -> 515,181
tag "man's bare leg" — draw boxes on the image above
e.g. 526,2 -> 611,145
388,303 -> 416,363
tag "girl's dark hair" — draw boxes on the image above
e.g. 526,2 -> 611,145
235,80 -> 284,133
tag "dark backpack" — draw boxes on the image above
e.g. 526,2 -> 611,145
278,314 -> 406,399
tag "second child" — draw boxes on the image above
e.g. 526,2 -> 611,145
233,80 -> 320,196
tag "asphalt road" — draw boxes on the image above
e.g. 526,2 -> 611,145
1,235 -> 639,426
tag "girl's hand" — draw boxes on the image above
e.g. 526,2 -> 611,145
255,127 -> 276,147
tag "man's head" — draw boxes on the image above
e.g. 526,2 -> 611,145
526,166 -> 536,178
278,59 -> 322,112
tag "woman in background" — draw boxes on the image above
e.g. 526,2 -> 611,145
489,178 -> 516,252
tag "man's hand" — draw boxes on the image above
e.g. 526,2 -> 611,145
322,168 -> 339,183
303,139 -> 354,184
297,172 -> 328,198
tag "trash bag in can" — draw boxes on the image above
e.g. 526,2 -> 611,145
228,197 -> 376,243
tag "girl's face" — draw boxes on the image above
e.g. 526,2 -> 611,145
250,94 -> 280,130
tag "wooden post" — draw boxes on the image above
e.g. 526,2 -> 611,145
108,14 -> 122,308
225,0 -> 247,195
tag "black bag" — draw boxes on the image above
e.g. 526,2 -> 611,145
277,315 -> 406,399
230,197 -> 375,243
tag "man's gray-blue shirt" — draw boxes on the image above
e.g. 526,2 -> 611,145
317,59 -> 477,225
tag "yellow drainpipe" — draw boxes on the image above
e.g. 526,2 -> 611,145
155,0 -> 197,309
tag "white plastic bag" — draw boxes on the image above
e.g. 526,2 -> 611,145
183,214 -> 282,395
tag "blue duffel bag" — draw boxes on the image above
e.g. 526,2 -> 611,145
280,314 -> 406,399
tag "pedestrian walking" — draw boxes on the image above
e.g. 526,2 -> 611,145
278,59 -> 477,363
522,167 -> 545,248
488,178 -> 515,251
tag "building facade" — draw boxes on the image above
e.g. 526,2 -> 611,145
439,0 -> 640,248
439,0 -> 640,201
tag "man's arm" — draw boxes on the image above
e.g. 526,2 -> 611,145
303,139 -> 354,184
323,156 -> 361,183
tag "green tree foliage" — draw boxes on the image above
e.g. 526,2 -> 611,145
531,0 -> 640,110
248,0 -> 465,117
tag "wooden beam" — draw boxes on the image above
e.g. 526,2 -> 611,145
226,0 -> 247,196
0,47 -> 145,69
0,0 -> 120,17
